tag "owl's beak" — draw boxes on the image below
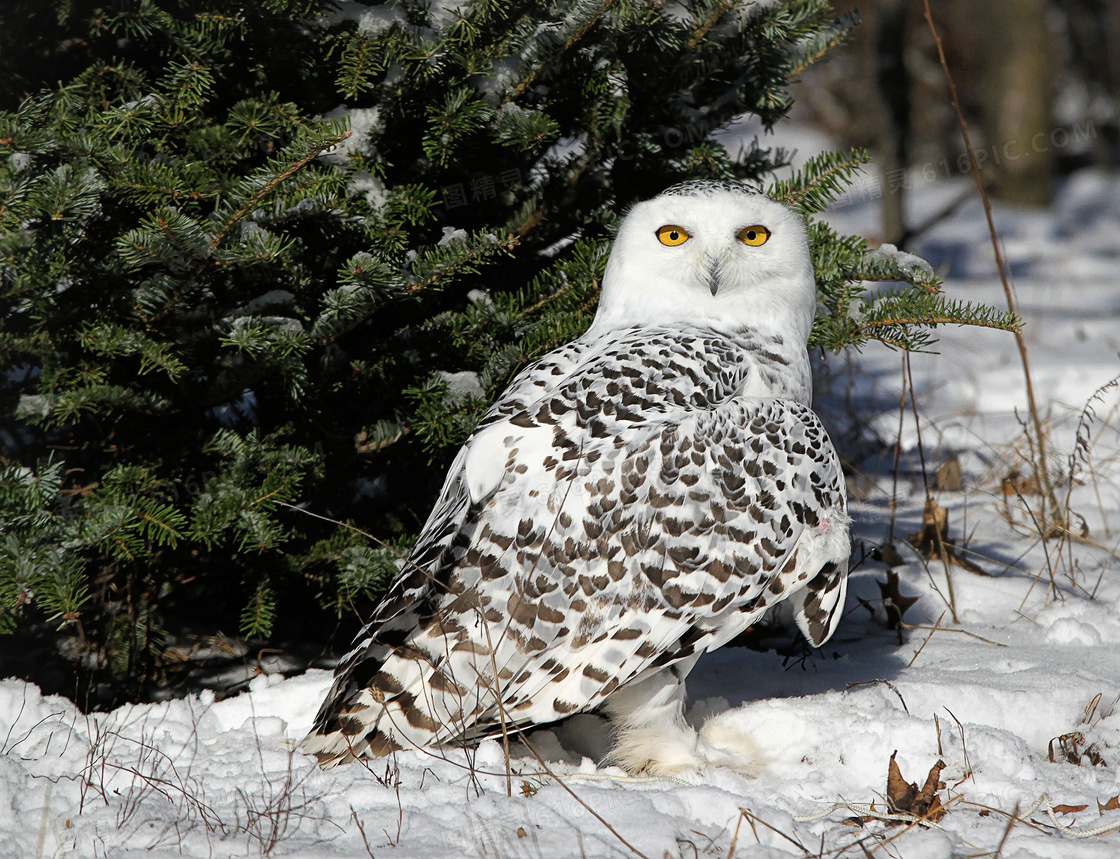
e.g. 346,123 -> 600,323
706,256 -> 721,296
705,253 -> 726,296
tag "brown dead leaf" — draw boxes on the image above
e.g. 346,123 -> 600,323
934,458 -> 962,492
908,497 -> 948,553
1099,795 -> 1120,814
877,571 -> 920,630
1053,804 -> 1089,815
1048,734 -> 1084,766
1049,732 -> 1105,767
887,751 -> 919,813
1050,732 -> 1085,764
907,497 -> 988,575
913,759 -> 947,820
517,827 -> 527,838
1001,468 -> 1041,496
925,793 -> 947,822
886,752 -> 948,822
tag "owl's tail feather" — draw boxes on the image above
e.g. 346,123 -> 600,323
300,716 -> 404,769
301,623 -> 505,767
300,647 -> 426,768
792,558 -> 849,647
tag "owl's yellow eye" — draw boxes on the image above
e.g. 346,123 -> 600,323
738,225 -> 771,246
656,225 -> 690,246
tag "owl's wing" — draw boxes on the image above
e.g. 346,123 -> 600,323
466,393 -> 850,733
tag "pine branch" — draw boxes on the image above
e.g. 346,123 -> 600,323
769,148 -> 872,214
786,10 -> 859,78
210,132 -> 352,249
240,583 -> 277,638
686,0 -> 737,52
505,0 -> 616,101
402,232 -> 520,295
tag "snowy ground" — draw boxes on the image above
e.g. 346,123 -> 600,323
4,168 -> 1120,858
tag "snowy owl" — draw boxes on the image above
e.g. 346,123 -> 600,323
302,180 -> 850,776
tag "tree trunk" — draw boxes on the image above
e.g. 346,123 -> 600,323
875,0 -> 910,244
977,0 -> 1054,206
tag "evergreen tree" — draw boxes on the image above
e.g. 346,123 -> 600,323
0,0 -> 1015,705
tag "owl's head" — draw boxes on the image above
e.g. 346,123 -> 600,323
590,181 -> 816,342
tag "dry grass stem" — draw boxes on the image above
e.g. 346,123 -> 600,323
845,680 -> 910,714
907,611 -> 945,667
921,0 -> 1058,524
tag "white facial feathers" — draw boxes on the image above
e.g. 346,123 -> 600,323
590,184 -> 817,343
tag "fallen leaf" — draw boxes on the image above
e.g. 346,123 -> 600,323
517,827 -> 527,838
1099,795 -> 1120,814
906,497 -> 988,575
1050,732 -> 1084,765
887,751 -> 918,813
934,458 -> 962,491
877,571 -> 920,630
1000,468 -> 1040,496
913,759 -> 947,819
909,496 -> 948,550
885,752 -> 949,822
925,793 -> 947,822
1053,804 -> 1089,815
1048,732 -> 1104,766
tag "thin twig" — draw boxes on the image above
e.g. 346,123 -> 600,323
1009,483 -> 1062,610
350,806 -> 377,858
478,618 -> 513,797
739,808 -> 810,855
907,610 -> 945,667
209,129 -> 351,250
905,351 -> 959,622
898,183 -> 985,248
900,622 -> 1005,648
987,801 -> 1021,859
727,809 -> 746,859
921,0 -> 1058,523
845,679 -> 909,714
944,708 -> 973,784
905,353 -> 931,502
887,352 -> 906,545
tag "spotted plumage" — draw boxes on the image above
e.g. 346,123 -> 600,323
303,182 -> 850,775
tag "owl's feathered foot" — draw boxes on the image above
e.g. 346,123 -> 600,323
601,661 -> 760,780
607,717 -> 761,781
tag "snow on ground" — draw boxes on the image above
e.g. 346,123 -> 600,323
4,170 -> 1120,858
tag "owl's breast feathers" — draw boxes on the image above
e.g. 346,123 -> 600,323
303,325 -> 848,764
